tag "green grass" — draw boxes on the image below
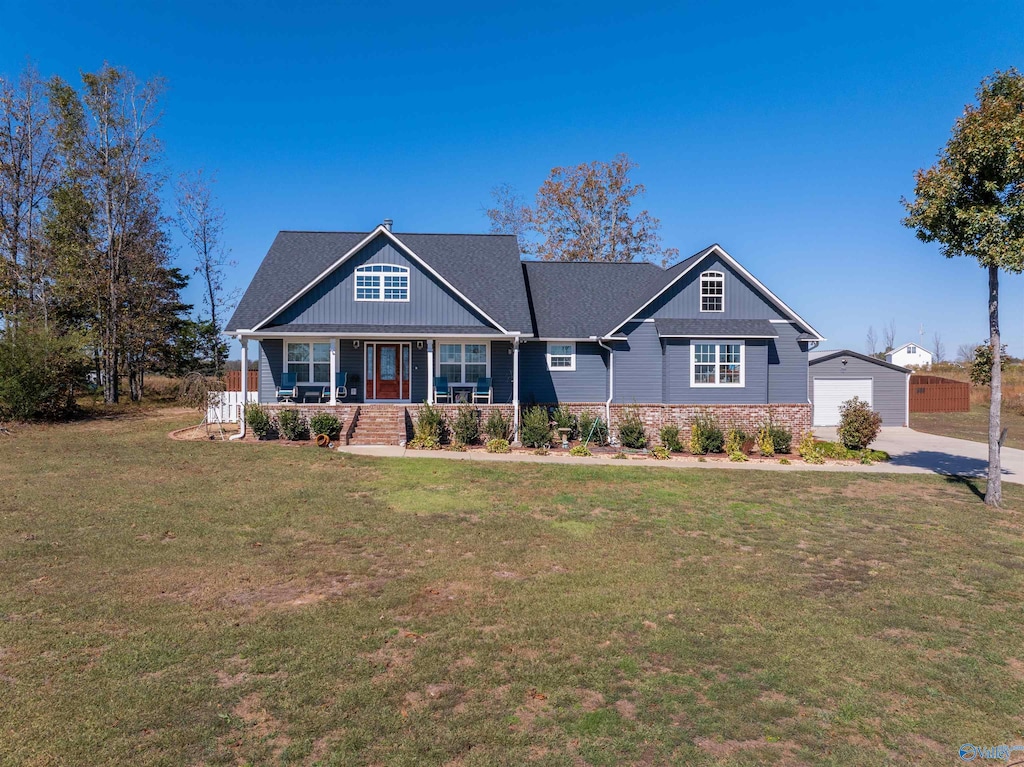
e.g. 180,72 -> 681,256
911,403 -> 1024,450
1,411 -> 1023,766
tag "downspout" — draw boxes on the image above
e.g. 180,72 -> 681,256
594,336 -> 614,438
230,334 -> 247,440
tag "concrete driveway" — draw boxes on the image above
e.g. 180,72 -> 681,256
815,427 -> 1024,485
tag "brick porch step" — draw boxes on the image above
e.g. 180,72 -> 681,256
346,406 -> 408,446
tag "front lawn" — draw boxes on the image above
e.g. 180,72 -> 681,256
911,403 -> 1024,450
0,411 -> 1022,766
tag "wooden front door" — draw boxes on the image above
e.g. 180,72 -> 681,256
366,343 -> 411,400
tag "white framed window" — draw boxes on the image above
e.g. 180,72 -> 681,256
691,341 -> 744,387
700,270 -> 724,312
908,345 -> 916,354
437,342 -> 488,384
287,341 -> 331,384
546,342 -> 576,371
354,264 -> 410,301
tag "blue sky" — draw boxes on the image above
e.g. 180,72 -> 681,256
3,0 -> 1022,358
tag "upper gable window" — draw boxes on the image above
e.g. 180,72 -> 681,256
908,345 -> 916,354
700,271 -> 724,312
355,264 -> 409,302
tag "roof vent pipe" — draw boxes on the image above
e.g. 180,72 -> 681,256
383,218 -> 393,231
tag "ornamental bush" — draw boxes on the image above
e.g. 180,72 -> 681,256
520,405 -> 552,448
484,408 -> 512,441
550,405 -> 578,440
452,406 -> 481,445
660,424 -> 683,452
569,444 -> 592,457
688,410 -> 724,454
309,412 -> 341,440
415,402 -> 447,443
277,409 -> 309,440
650,445 -> 671,460
617,407 -> 647,449
578,410 -> 609,446
244,404 -> 274,439
837,396 -> 883,449
0,324 -> 88,421
486,438 -> 511,453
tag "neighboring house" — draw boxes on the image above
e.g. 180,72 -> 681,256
225,221 -> 826,443
886,342 -> 933,368
808,349 -> 910,427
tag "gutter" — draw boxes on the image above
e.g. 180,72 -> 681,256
593,336 -> 614,440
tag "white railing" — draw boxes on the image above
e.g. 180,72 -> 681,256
207,391 -> 258,424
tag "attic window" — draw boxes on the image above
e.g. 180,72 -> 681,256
700,271 -> 724,312
355,264 -> 409,301
908,345 -> 916,354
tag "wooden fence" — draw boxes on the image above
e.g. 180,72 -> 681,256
207,391 -> 258,423
224,370 -> 258,392
909,374 -> 970,413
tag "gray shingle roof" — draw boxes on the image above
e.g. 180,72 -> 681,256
653,319 -> 779,338
809,349 -> 910,373
261,323 -> 503,335
226,230 -> 533,333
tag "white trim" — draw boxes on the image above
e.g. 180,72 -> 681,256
362,341 -> 413,402
889,341 -> 933,356
250,225 -> 511,334
659,333 -> 777,339
433,339 -> 492,387
607,245 -> 826,341
699,270 -> 725,313
353,263 -> 410,302
545,341 -> 577,372
251,331 -> 504,339
284,339 -> 334,386
690,340 -> 745,388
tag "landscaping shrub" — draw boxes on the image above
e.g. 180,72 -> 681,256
409,403 -> 445,449
277,409 -> 309,441
569,444 -> 592,457
797,431 -> 824,464
0,324 -> 88,421
452,406 -> 481,445
650,445 -> 671,460
309,412 -> 341,440
578,410 -> 609,446
688,410 -> 724,454
756,425 -> 775,457
520,405 -> 552,448
837,396 -> 883,449
484,408 -> 512,441
550,405 -> 578,440
617,407 -> 647,449
724,427 -> 746,455
485,438 -> 511,453
757,412 -> 793,454
659,424 -> 683,452
244,404 -> 273,439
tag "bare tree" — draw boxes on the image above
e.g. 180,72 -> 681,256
484,182 -> 533,255
956,343 -> 975,363
0,63 -> 58,326
176,169 -> 233,376
865,325 -> 877,355
882,319 -> 896,352
932,332 -> 946,362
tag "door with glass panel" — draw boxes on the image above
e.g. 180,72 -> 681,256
365,342 -> 411,400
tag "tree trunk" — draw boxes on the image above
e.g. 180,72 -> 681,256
985,264 -> 1002,507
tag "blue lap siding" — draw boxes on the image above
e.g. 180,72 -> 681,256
518,341 -> 607,404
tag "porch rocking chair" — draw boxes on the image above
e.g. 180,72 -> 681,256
277,372 -> 297,402
434,376 -> 452,403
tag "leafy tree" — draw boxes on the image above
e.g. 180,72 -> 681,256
969,341 -> 1008,387
487,153 -> 678,263
902,68 -> 1024,506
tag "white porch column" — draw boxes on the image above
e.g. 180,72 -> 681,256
329,338 -> 338,405
426,340 -> 435,404
512,337 -> 520,443
232,336 -> 249,439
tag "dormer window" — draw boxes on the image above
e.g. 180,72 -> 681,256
355,264 -> 409,302
700,271 -> 724,312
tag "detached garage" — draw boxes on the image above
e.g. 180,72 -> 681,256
808,350 -> 910,427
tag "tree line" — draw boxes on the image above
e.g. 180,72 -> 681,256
0,62 -> 230,416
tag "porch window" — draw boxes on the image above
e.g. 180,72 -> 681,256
546,342 -> 576,371
691,341 -> 744,386
438,342 -> 488,384
700,271 -> 724,312
354,264 -> 409,301
287,341 -> 331,383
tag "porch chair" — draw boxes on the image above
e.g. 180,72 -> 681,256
472,377 -> 492,405
434,376 -> 451,403
277,372 -> 297,402
335,371 -> 349,401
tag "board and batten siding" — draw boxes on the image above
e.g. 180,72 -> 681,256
808,355 -> 908,426
662,338 -> 769,405
768,322 -> 810,403
258,339 -> 283,403
271,234 -> 494,329
639,255 -> 791,321
518,340 -> 607,404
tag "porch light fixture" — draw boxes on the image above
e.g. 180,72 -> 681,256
841,358 -> 848,367
416,340 -> 423,350
353,340 -> 361,349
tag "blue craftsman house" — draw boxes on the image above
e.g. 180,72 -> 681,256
226,220 -> 825,443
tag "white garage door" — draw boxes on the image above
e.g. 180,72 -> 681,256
813,378 -> 873,426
